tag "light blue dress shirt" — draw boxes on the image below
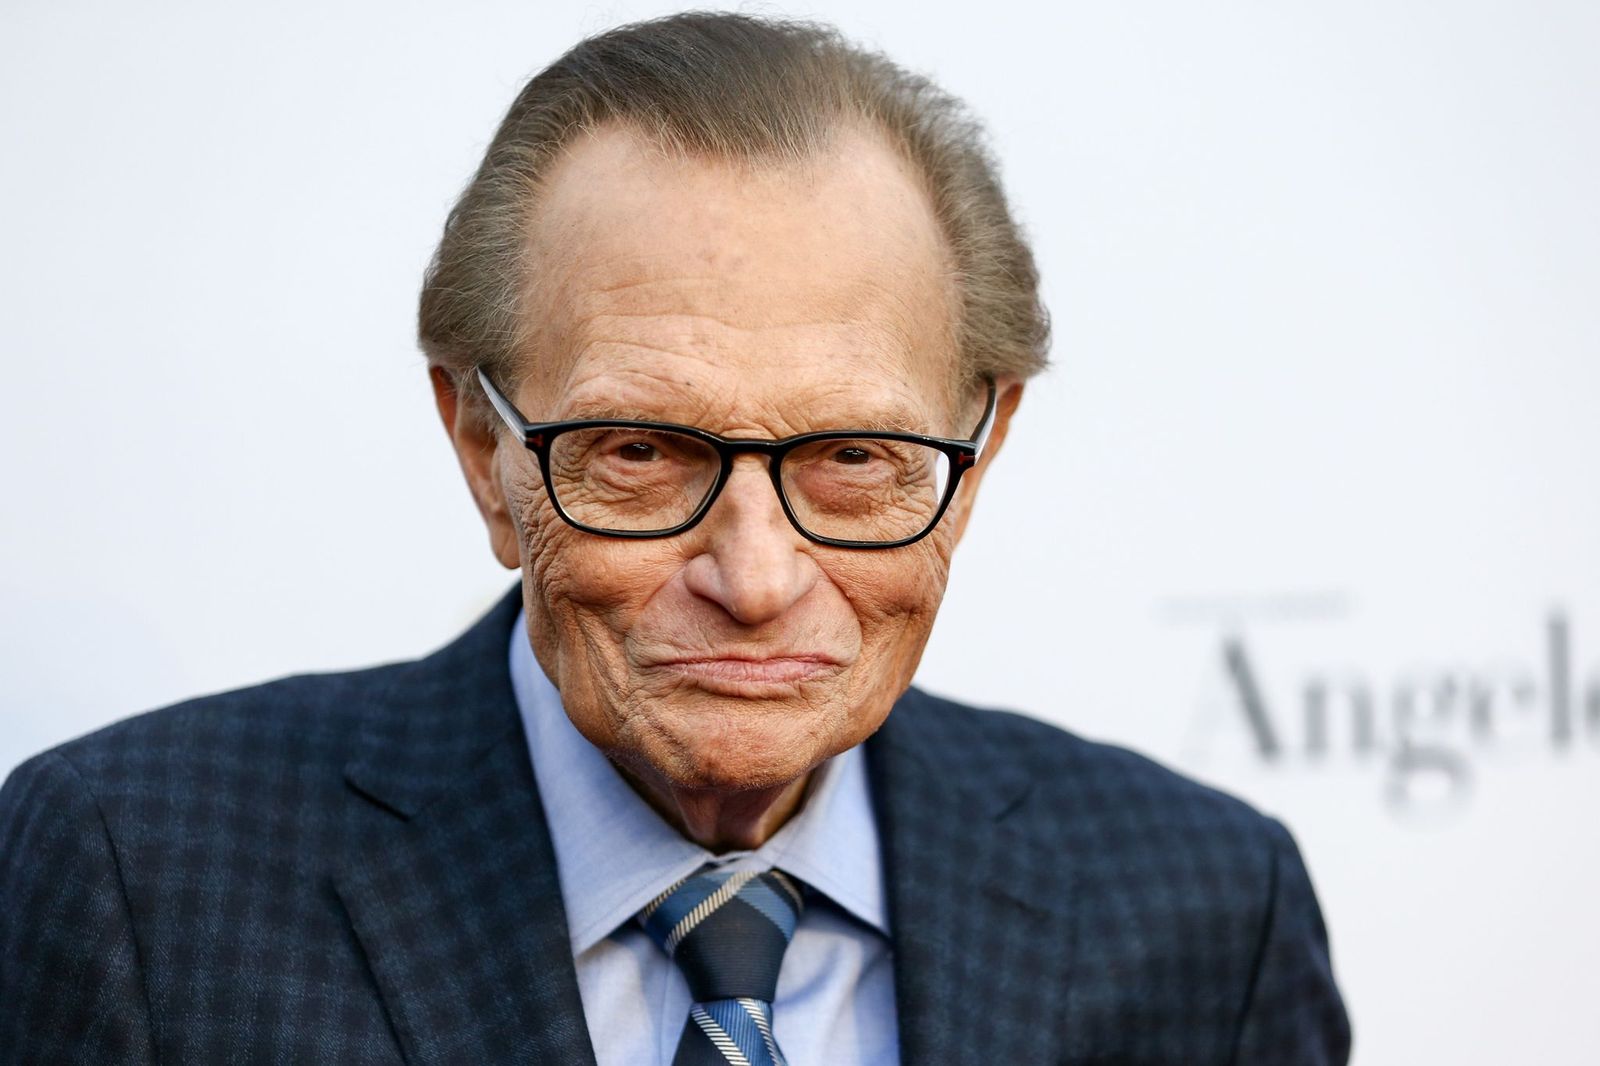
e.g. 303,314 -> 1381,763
508,610 -> 900,1066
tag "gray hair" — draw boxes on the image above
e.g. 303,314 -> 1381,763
418,11 -> 1049,421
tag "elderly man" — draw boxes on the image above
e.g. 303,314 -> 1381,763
0,13 -> 1349,1066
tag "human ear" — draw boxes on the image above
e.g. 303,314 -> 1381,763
947,378 -> 1024,546
429,366 -> 520,569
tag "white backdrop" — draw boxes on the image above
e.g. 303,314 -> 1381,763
3,2 -> 1596,1062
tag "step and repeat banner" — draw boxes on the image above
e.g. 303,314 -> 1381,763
3,3 -> 1594,1062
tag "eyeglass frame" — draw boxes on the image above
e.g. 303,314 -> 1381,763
474,367 -> 999,549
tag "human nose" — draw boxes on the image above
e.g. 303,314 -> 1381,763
681,456 -> 815,625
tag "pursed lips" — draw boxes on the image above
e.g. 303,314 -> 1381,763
643,653 -> 845,686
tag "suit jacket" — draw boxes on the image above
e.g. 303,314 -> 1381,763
0,587 -> 1350,1065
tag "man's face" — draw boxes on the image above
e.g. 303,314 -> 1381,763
458,124 -> 1011,795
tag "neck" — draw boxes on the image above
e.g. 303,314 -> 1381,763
614,761 -> 814,852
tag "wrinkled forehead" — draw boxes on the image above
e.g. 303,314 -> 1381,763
512,123 -> 965,427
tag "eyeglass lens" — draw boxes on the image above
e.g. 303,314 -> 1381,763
545,427 -> 953,542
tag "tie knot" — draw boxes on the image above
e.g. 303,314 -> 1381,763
636,866 -> 805,1003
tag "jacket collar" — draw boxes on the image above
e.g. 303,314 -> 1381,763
866,688 -> 1079,1065
340,587 -> 527,819
335,585 -> 597,1066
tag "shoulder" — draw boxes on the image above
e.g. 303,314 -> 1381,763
10,660 -> 407,802
888,686 -> 1295,898
878,700 -> 1348,1056
896,685 -> 1274,832
0,661 -> 411,1041
3,587 -> 523,824
889,689 -> 1345,1042
0,660 -> 425,888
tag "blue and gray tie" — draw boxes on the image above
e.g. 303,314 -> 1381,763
637,866 -> 804,1066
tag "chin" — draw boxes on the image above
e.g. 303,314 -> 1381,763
634,699 -> 841,794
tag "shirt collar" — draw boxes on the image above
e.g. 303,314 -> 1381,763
507,608 -> 889,956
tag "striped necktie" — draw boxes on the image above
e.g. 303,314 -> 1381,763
637,866 -> 804,1066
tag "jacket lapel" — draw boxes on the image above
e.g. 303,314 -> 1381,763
867,689 -> 1078,1065
335,588 -> 596,1066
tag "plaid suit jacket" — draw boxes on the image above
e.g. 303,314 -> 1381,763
1,587 -> 1350,1064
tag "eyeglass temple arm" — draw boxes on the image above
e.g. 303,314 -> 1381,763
968,378 -> 999,461
477,367 -> 530,435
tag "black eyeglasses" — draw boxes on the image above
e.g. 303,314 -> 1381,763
476,368 -> 998,548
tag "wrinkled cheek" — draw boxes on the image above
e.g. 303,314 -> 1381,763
518,503 -> 568,599
884,546 -> 952,658
827,532 -> 955,694
499,476 -> 581,642
506,474 -> 677,660
838,533 -> 953,621
905,531 -> 955,607
511,490 -> 600,626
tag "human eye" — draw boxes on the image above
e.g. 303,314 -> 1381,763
826,444 -> 876,466
588,429 -> 702,477
802,439 -> 899,472
782,436 -> 949,534
552,427 -> 702,485
787,438 -> 925,498
612,437 -> 667,463
813,439 -> 928,480
547,426 -> 718,530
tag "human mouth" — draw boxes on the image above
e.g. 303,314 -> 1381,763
649,654 -> 843,690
